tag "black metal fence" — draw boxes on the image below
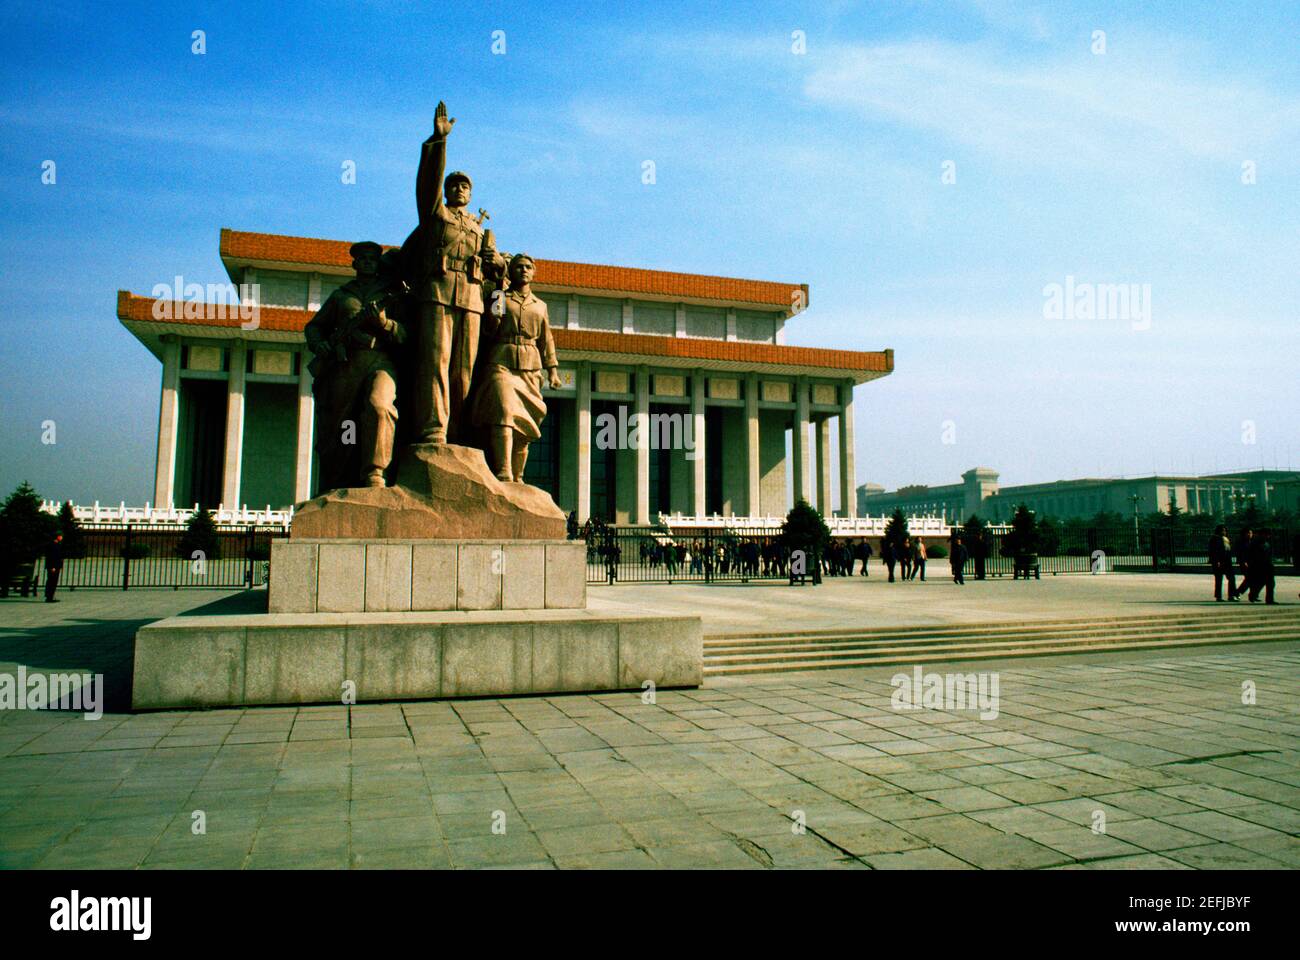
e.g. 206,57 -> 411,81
585,527 -> 790,583
34,524 -> 290,590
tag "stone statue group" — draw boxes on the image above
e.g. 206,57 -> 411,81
305,102 -> 562,496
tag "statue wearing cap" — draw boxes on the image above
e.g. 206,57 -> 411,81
401,101 -> 506,446
470,253 -> 562,481
304,240 -> 408,492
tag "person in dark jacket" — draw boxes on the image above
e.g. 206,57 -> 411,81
950,535 -> 968,585
972,531 -> 987,580
857,538 -> 872,576
1208,524 -> 1237,602
1233,529 -> 1253,599
883,540 -> 896,582
44,534 -> 64,603
1246,532 -> 1276,604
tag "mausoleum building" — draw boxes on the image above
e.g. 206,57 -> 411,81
119,229 -> 893,524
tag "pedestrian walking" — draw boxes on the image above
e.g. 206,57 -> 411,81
950,535 -> 968,585
1233,528 -> 1253,600
912,538 -> 927,581
1208,524 -> 1237,602
44,534 -> 64,603
883,540 -> 896,582
1246,532 -> 1276,604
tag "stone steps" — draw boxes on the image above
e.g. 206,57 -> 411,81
703,608 -> 1300,676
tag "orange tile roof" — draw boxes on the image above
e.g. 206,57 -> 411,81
117,292 -> 891,376
220,228 -> 806,309
117,290 -> 308,333
555,328 -> 891,375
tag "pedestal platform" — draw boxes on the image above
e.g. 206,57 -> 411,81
268,538 -> 586,613
131,441 -> 701,710
132,606 -> 701,709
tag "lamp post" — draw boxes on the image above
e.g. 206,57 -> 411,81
1128,494 -> 1144,553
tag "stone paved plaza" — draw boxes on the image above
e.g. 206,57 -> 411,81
1,586 -> 1297,869
588,571 -> 1300,633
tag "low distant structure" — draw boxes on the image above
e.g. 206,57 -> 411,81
858,467 -> 1300,522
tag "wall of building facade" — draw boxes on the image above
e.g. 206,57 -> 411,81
860,468 -> 1300,522
239,382 -> 298,510
149,329 -> 859,523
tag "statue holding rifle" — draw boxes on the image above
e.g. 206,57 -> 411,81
304,241 -> 408,492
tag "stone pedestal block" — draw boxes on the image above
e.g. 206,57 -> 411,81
133,608 -> 702,709
269,538 -> 587,613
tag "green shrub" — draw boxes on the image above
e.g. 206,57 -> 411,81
177,508 -> 221,561
0,482 -> 58,575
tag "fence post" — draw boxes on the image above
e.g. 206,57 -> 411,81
122,523 -> 131,590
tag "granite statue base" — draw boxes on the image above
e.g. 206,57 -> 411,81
132,607 -> 702,709
268,538 -> 586,613
291,443 -> 566,540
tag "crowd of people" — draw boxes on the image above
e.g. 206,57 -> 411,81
568,514 -> 1289,602
1208,524 -> 1278,604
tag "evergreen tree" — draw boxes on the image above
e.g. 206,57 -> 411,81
177,508 -> 221,561
1007,504 -> 1039,556
883,507 -> 911,555
1036,515 -> 1060,556
56,500 -> 86,559
782,499 -> 830,582
0,482 -> 58,567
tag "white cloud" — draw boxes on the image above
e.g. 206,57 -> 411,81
802,37 -> 1300,171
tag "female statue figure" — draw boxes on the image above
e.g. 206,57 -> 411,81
471,253 -> 562,481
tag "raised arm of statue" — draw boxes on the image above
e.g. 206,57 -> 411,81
416,102 -> 454,227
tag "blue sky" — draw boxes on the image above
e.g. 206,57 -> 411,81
1,0 -> 1297,505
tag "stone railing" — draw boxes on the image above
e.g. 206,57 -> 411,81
653,513 -> 987,536
40,500 -> 293,528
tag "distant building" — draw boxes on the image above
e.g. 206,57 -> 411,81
857,467 -> 1300,522
120,229 -> 894,521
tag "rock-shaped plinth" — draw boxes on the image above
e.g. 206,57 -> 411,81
291,443 -> 566,540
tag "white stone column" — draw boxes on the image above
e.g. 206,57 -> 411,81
635,365 -> 650,524
839,381 -> 856,518
293,353 -> 314,503
691,369 -> 706,516
792,378 -> 811,506
576,361 -> 591,522
745,373 -> 760,517
816,416 -> 832,515
221,341 -> 247,508
153,337 -> 182,507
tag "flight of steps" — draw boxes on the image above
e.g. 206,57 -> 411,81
704,607 -> 1300,677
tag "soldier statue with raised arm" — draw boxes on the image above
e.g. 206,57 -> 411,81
402,101 -> 506,446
